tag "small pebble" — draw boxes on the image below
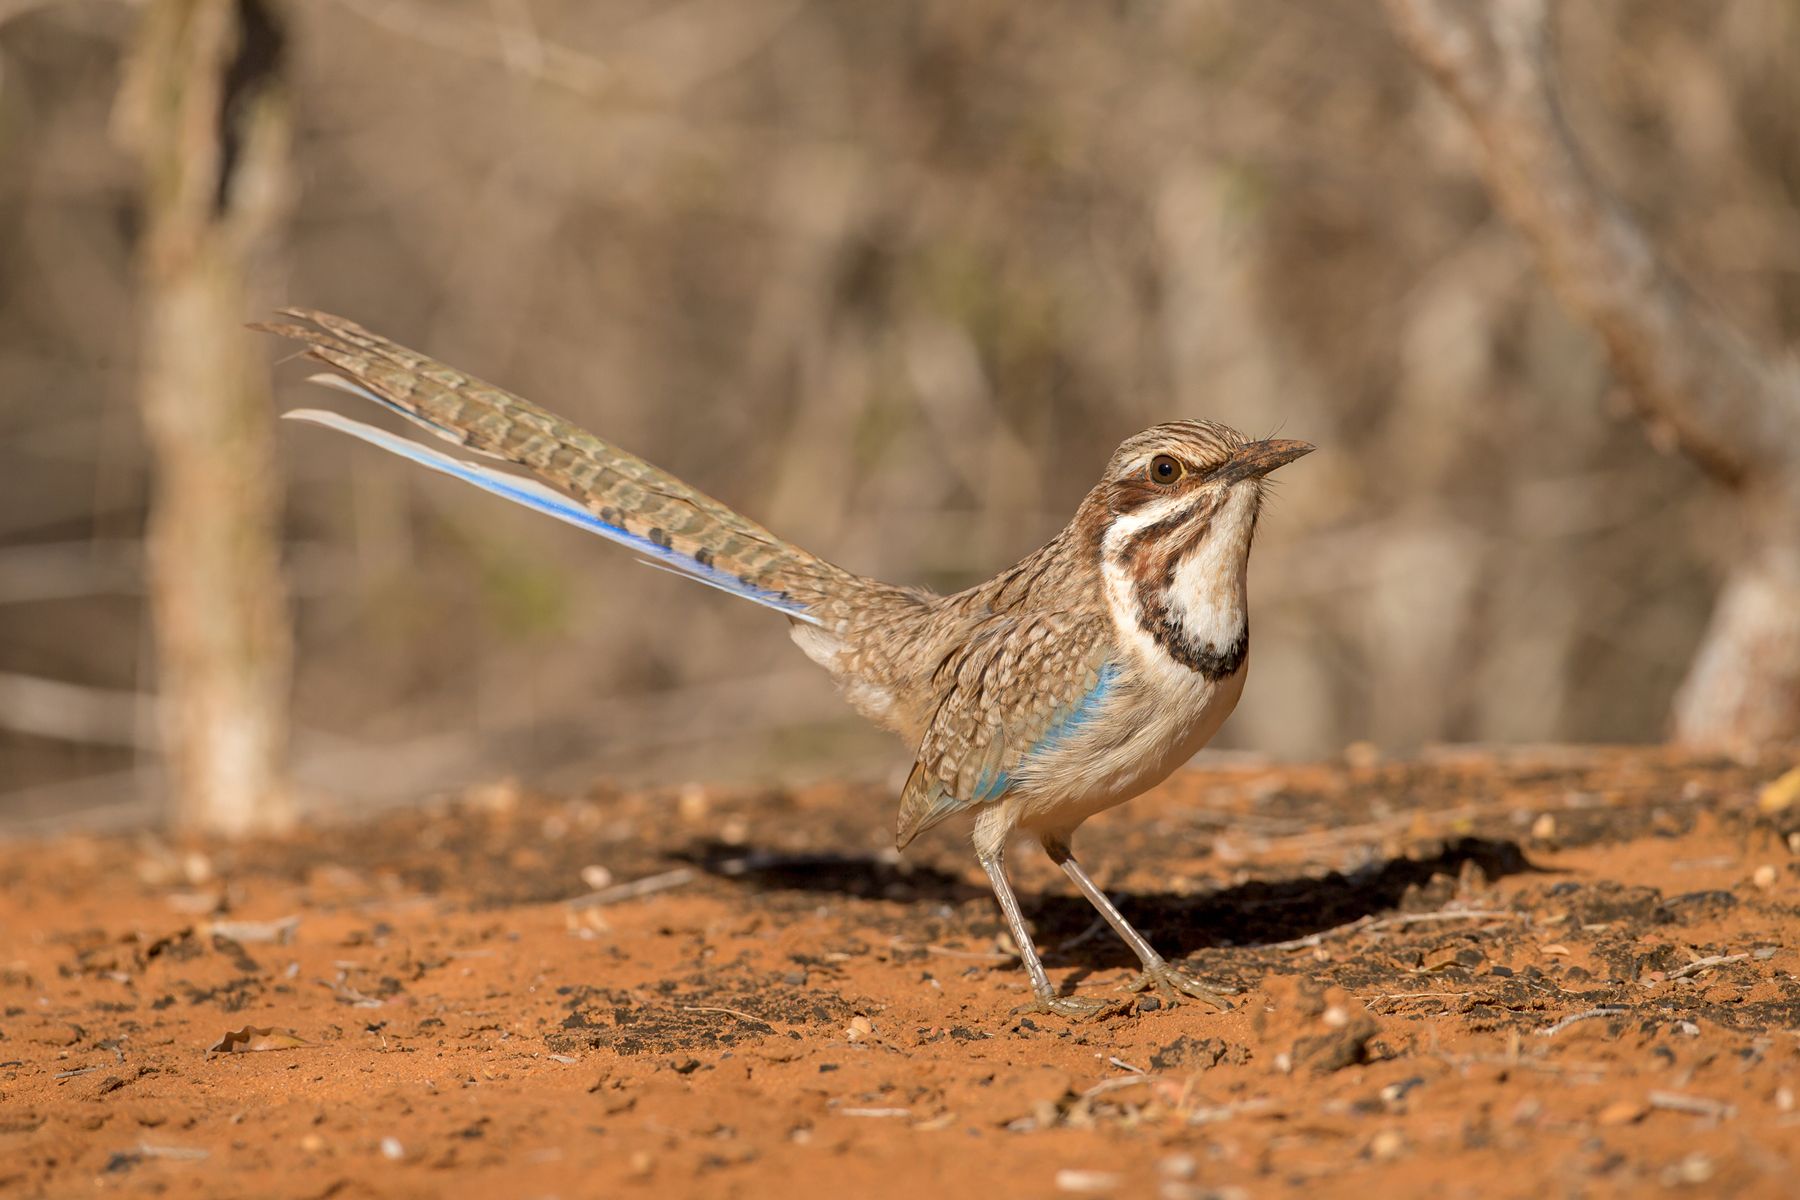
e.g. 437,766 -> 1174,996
1368,1129 -> 1406,1161
1055,1169 -> 1122,1194
1752,864 -> 1778,890
1380,1077 -> 1426,1107
579,865 -> 613,890
1156,1153 -> 1197,1181
379,1137 -> 404,1161
676,783 -> 709,821
1664,1153 -> 1714,1186
1531,813 -> 1557,840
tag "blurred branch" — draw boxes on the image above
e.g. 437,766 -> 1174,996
0,0 -> 102,27
0,671 -> 157,748
326,0 -> 804,106
326,0 -> 611,98
1382,0 -> 1800,484
1383,0 -> 1800,746
0,541 -> 143,603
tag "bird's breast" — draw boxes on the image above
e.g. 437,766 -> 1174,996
1007,654 -> 1246,832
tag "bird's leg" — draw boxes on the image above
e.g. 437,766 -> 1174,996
978,848 -> 1120,1019
1042,838 -> 1236,1012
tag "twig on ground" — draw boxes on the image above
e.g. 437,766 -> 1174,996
1667,953 -> 1748,981
1266,908 -> 1520,951
1649,1091 -> 1736,1121
1187,1097 -> 1279,1125
889,937 -> 1015,964
566,867 -> 697,910
1080,1074 -> 1163,1100
1535,1006 -> 1629,1037
681,1005 -> 770,1026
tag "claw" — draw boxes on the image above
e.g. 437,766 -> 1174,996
1124,962 -> 1238,1012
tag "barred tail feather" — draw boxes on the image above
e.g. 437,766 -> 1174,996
257,309 -> 861,624
284,407 -> 821,623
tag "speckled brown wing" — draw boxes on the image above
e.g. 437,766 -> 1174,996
895,611 -> 1116,848
256,309 -> 859,616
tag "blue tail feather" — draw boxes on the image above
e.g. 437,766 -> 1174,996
284,408 -> 818,624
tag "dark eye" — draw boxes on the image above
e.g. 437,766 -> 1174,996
1148,454 -> 1184,485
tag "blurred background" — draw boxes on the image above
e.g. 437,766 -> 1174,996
3,0 -> 1797,832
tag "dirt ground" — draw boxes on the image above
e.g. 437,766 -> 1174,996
3,747 -> 1799,1199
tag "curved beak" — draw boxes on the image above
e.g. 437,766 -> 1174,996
1222,437 -> 1315,482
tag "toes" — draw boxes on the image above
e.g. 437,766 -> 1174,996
1173,975 -> 1238,1005
1014,994 -> 1126,1020
1124,966 -> 1236,1012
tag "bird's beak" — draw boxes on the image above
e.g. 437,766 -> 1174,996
1222,438 -> 1315,482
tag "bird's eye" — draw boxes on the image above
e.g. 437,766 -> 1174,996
1148,454 -> 1184,485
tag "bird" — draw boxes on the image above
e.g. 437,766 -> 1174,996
256,309 -> 1313,1018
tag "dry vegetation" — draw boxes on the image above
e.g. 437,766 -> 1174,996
4,2 -> 1800,827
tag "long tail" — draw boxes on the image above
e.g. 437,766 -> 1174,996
255,309 -> 854,623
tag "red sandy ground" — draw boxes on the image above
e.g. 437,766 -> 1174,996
2,747 -> 1798,1199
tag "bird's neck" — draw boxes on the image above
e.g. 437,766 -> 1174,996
1099,486 -> 1255,682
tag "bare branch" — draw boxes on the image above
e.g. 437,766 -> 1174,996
1384,0 -> 1800,745
1381,0 -> 1800,486
323,0 -> 804,107
323,0 -> 612,99
0,671 -> 157,748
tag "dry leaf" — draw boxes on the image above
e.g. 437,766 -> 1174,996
1759,767 -> 1800,814
207,1026 -> 313,1053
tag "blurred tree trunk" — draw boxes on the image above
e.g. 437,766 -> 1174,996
113,0 -> 295,834
1383,0 -> 1800,748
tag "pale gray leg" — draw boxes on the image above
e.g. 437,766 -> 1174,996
978,849 -> 1118,1019
1043,838 -> 1236,1012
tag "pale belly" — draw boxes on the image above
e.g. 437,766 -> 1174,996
998,660 -> 1247,843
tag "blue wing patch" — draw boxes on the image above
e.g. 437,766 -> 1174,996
1016,661 -> 1118,771
896,659 -> 1120,848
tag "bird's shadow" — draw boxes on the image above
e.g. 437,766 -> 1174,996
677,835 -> 1539,970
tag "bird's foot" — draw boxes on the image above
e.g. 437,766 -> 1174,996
1124,962 -> 1238,1012
1013,992 -> 1127,1020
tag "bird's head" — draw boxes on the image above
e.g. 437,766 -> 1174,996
1099,421 -> 1313,538
1088,420 -> 1313,677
